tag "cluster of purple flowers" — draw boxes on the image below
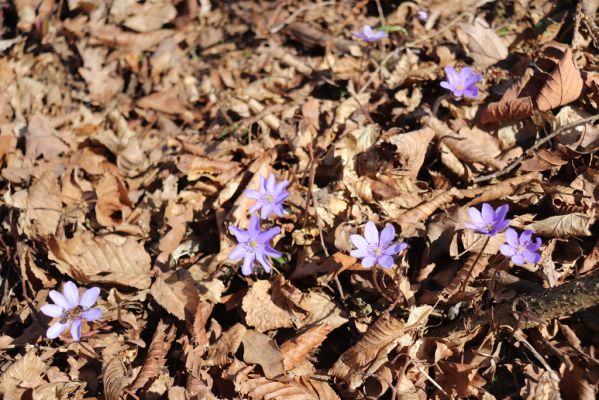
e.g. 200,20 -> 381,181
228,173 -> 290,275
465,203 -> 542,265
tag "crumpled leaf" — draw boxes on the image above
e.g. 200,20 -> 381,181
385,127 -> 435,178
102,356 -> 132,400
0,353 -> 47,399
78,46 -> 124,104
242,280 -> 294,332
25,171 -> 62,238
535,47 -> 583,111
129,321 -> 176,392
458,17 -> 509,67
238,376 -> 340,400
31,382 -> 86,400
241,330 -> 285,379
151,268 -> 199,320
111,0 -> 178,33
25,114 -> 69,160
205,323 -> 247,367
280,324 -> 332,371
95,173 -> 132,227
48,233 -> 152,289
526,213 -> 594,237
480,80 -> 533,124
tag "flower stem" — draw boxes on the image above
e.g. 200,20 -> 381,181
459,235 -> 490,293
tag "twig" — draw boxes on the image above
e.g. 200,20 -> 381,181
459,236 -> 490,292
473,114 -> 599,183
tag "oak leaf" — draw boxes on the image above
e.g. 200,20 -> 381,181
25,114 -> 69,160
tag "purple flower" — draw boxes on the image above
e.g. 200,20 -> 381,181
228,215 -> 282,275
464,203 -> 510,236
350,221 -> 408,268
417,10 -> 429,22
352,25 -> 388,42
440,67 -> 482,98
500,229 -> 542,266
40,281 -> 102,341
245,173 -> 290,220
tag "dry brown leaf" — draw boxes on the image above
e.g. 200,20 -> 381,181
138,90 -> 191,118
129,321 -> 176,392
25,171 -> 62,238
242,280 -> 293,332
31,382 -> 86,400
241,330 -> 285,379
0,352 -> 47,399
102,356 -> 132,400
521,149 -> 570,171
48,233 -> 152,289
535,48 -> 583,111
480,74 -> 534,124
205,323 -> 247,367
238,376 -> 340,400
395,188 -> 460,236
157,202 -> 193,263
520,364 -> 560,400
440,253 -> 491,302
280,324 -> 332,371
329,315 -> 405,389
526,213 -> 594,237
385,127 -> 435,178
458,17 -> 509,67
151,268 -> 199,321
25,114 -> 69,160
111,0 -> 177,33
78,46 -> 124,104
176,154 -> 239,182
437,361 -> 487,398
95,174 -> 132,227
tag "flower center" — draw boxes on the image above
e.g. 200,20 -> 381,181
456,83 -> 464,91
486,223 -> 495,231
368,244 -> 383,256
249,240 -> 258,248
262,194 -> 274,203
60,306 -> 83,324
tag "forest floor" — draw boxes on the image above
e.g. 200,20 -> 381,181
0,0 -> 598,399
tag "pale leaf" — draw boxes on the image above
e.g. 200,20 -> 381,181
95,173 -> 132,227
238,376 -> 339,400
25,171 -> 62,238
151,268 -> 199,320
25,114 -> 69,160
535,48 -> 583,111
0,353 -> 47,398
526,213 -> 594,237
242,280 -> 293,332
205,323 -> 247,367
241,330 -> 285,379
459,17 -> 509,67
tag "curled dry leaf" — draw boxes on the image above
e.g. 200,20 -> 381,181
535,48 -> 583,111
102,357 -> 132,400
440,253 -> 491,302
329,315 -> 406,389
111,0 -> 177,33
385,127 -> 435,178
242,280 -> 293,332
31,382 -> 86,400
151,268 -> 199,321
95,174 -> 132,227
48,233 -> 152,289
280,324 -> 332,371
241,330 -> 285,379
0,352 -> 47,399
526,213 -> 594,237
25,114 -> 69,160
25,171 -> 62,238
129,321 -> 176,393
395,188 -> 460,236
238,376 -> 340,400
458,17 -> 509,67
205,323 -> 247,367
176,154 -> 239,182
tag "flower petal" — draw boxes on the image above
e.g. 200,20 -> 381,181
275,180 -> 289,194
47,322 -> 68,339
62,281 -> 80,308
258,226 -> 280,243
266,173 -> 276,193
504,228 -> 519,247
519,230 -> 534,245
49,290 -> 71,309
40,304 -> 64,318
495,204 -> 509,221
379,224 -> 395,247
499,244 -> 515,257
467,207 -> 485,227
263,245 -> 282,259
229,226 -> 250,243
384,242 -> 407,255
245,189 -> 261,199
481,203 -> 495,225
260,204 -> 271,220
241,254 -> 255,276
350,234 -> 368,250
378,255 -> 394,269
364,221 -> 379,244
81,308 -> 102,321
350,248 -> 369,258
228,244 -> 246,261
70,319 -> 82,341
440,81 -> 453,91
361,256 -> 376,268
80,287 -> 100,308
256,252 -> 272,273
510,253 -> 526,266
462,86 -> 479,99
522,249 -> 540,264
248,215 -> 261,236
444,67 -> 459,84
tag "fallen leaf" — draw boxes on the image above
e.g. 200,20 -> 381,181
238,376 -> 340,400
280,324 -> 332,371
25,114 -> 69,160
151,268 -> 199,320
0,353 -> 47,398
48,233 -> 152,289
458,17 -> 509,67
526,213 -> 594,237
535,47 -> 583,111
241,330 -> 285,379
242,280 -> 293,332
25,171 -> 62,238
95,174 -> 132,227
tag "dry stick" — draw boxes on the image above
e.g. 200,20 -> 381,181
473,114 -> 599,183
431,268 -> 599,337
459,236 -> 490,293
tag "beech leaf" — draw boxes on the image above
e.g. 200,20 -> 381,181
535,48 -> 583,111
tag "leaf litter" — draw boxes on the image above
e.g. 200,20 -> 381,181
0,1 -> 599,399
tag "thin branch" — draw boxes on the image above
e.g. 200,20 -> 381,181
473,114 -> 599,183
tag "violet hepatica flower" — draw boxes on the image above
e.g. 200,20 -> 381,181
40,281 -> 102,341
464,203 -> 510,236
440,66 -> 482,98
228,215 -> 282,275
245,173 -> 290,220
417,10 -> 429,22
500,228 -> 542,266
350,221 -> 408,268
352,25 -> 388,42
